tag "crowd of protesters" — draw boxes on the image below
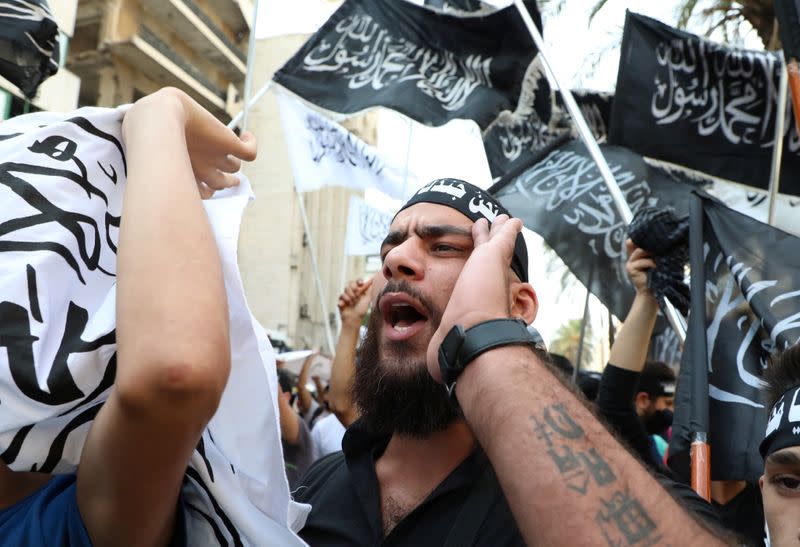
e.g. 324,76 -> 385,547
1,87 -> 799,546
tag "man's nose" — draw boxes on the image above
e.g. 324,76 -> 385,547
382,239 -> 424,282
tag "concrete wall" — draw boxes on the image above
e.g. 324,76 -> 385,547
240,37 -> 366,352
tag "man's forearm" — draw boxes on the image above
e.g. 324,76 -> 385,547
455,346 -> 725,546
328,318 -> 360,426
607,292 -> 658,372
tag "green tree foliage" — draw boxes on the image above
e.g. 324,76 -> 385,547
549,318 -> 596,370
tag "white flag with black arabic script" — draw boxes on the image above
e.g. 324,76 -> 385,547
0,106 -> 306,545
278,92 -> 414,199
344,195 -> 394,256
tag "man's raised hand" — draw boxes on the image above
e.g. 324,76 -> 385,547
426,215 -> 523,382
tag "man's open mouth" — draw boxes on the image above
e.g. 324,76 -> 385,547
379,293 -> 429,341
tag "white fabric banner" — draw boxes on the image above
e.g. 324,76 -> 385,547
278,92 -> 414,199
344,195 -> 393,256
0,106 -> 306,545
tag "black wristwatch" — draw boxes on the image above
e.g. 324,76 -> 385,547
438,318 -> 545,404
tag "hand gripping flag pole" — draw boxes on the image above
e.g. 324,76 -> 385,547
510,0 -> 711,498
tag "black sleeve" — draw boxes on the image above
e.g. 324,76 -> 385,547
656,475 -> 726,532
596,363 -> 656,468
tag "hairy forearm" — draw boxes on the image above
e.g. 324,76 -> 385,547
607,292 -> 658,372
456,346 -> 724,546
328,318 -> 360,426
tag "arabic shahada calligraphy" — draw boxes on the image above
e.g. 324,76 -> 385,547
305,111 -> 384,175
650,35 -> 798,151
301,13 -> 493,112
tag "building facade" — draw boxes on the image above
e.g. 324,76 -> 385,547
68,0 -> 252,120
239,32 -> 371,354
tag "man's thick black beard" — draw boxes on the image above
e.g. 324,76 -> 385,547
352,282 -> 459,438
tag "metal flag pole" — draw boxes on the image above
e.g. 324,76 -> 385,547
228,80 -> 273,130
511,0 -> 686,346
573,264 -> 594,383
295,185 -> 337,355
239,0 -> 261,133
767,53 -> 789,226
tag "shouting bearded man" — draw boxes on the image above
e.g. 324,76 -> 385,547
294,179 -> 730,546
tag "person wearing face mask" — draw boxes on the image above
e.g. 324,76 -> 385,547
597,241 -> 765,545
595,240 -> 675,473
636,361 -> 676,461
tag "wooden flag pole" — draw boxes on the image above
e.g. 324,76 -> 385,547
788,59 -> 800,130
690,432 -> 711,501
767,55 -> 789,226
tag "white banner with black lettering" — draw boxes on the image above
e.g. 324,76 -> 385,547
278,92 -> 413,199
0,106 -> 305,545
344,195 -> 393,256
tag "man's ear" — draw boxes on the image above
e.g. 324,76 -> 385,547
510,281 -> 538,324
635,392 -> 651,412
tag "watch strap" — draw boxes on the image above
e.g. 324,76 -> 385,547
459,318 -> 541,366
439,318 -> 544,404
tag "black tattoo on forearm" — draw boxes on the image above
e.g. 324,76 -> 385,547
597,490 -> 661,546
532,404 -> 661,545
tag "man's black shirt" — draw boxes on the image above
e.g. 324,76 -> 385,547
293,420 -> 524,546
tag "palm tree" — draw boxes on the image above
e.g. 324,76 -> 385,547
589,0 -> 780,50
549,318 -> 596,370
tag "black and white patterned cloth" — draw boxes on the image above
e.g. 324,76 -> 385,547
627,206 -> 690,315
0,105 -> 307,544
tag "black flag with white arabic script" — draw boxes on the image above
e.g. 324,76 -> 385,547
555,90 -> 614,142
609,11 -> 800,197
482,55 -> 570,180
423,0 -> 485,12
668,192 -> 800,482
484,85 -> 615,181
273,0 -> 542,129
490,140 -> 706,323
0,0 -> 60,98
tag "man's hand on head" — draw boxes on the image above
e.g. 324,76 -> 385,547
426,214 -> 522,382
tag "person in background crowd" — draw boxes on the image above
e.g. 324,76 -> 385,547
636,361 -> 676,461
278,369 -> 314,489
597,239 -> 764,545
0,87 -> 256,545
296,351 -> 329,429
760,343 -> 800,547
293,178 -> 729,546
326,277 -> 373,428
308,278 -> 373,462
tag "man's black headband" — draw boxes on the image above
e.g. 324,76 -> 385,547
761,384 -> 800,459
396,178 -> 529,283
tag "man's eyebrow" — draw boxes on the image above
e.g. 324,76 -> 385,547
767,450 -> 800,467
416,224 -> 473,239
380,224 -> 473,250
381,229 -> 407,249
